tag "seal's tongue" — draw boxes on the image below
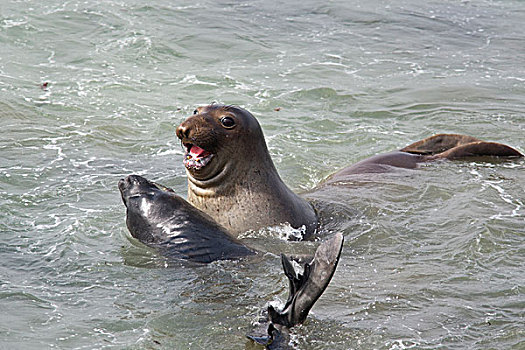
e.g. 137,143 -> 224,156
184,144 -> 213,170
189,145 -> 210,158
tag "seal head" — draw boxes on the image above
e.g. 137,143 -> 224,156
176,105 -> 317,238
118,175 -> 255,263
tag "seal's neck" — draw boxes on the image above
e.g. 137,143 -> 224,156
186,150 -> 317,237
187,151 -> 287,201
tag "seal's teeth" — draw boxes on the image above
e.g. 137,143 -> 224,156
183,152 -> 213,170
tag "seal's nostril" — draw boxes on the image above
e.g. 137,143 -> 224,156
176,124 -> 190,139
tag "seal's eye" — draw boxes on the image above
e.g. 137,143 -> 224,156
193,109 -> 198,115
220,116 -> 236,129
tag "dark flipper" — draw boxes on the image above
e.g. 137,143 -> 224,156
401,133 -> 523,159
247,232 -> 344,348
269,232 -> 344,328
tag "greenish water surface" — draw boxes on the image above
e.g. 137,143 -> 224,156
1,0 -> 524,349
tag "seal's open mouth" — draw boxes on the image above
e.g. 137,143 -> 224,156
183,143 -> 214,170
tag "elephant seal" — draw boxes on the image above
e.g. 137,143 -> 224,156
118,174 -> 344,349
176,105 -> 317,238
176,105 -> 523,238
118,174 -> 255,263
325,134 -> 523,181
325,138 -> 523,182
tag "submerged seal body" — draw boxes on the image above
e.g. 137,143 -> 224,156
118,175 -> 254,263
176,105 -> 317,238
176,105 -> 523,238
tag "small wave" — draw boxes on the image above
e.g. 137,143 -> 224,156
173,74 -> 219,87
387,338 -> 420,349
239,223 -> 306,241
1,18 -> 28,28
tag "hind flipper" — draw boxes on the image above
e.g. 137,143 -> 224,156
247,232 -> 344,348
432,141 -> 523,160
401,134 -> 482,155
401,133 -> 522,160
268,232 -> 344,328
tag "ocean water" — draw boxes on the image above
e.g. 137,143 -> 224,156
1,0 -> 524,349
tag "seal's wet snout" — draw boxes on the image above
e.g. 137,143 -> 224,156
176,122 -> 190,140
118,175 -> 160,208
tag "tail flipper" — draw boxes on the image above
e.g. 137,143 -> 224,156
401,133 -> 522,159
247,232 -> 344,348
269,232 -> 344,328
401,134 -> 482,155
432,141 -> 523,159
